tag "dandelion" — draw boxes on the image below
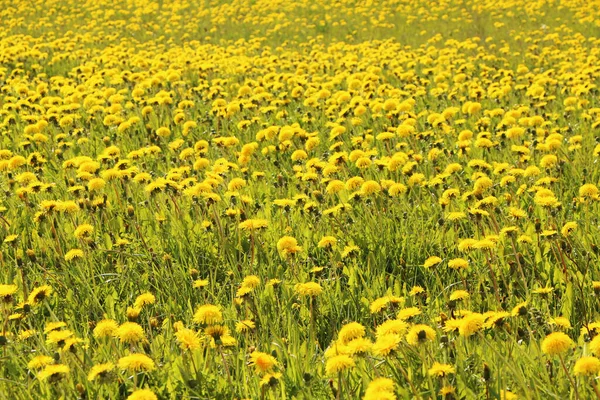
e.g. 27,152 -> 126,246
406,324 -> 436,346
338,322 -> 365,345
134,292 -> 156,309
193,279 -> 209,288
28,355 -> 54,370
193,304 -> 223,325
46,329 -> 74,345
459,313 -> 485,337
117,354 -> 155,372
115,322 -> 145,344
364,378 -> 396,400
397,307 -> 421,321
64,249 -> 84,261
373,334 -> 401,356
318,236 -> 337,249
449,290 -> 470,301
541,332 -> 573,355
448,258 -> 469,270
27,285 -> 53,305
423,256 -> 443,269
87,362 -> 115,382
74,224 -> 94,239
295,282 -> 322,297
127,389 -> 158,400
277,236 -> 302,257
346,338 -> 373,356
428,362 -> 456,377
175,328 -> 201,351
325,354 -> 355,375
376,319 -> 408,338
235,320 -> 255,333
241,275 -> 260,289
38,364 -> 70,382
573,356 -> 600,376
0,284 -> 18,303
259,372 -> 282,387
249,351 -> 277,374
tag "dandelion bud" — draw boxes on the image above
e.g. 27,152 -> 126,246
483,363 -> 491,381
76,383 -> 85,396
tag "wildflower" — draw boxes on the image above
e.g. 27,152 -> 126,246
241,275 -> 260,289
500,390 -> 518,400
236,320 -> 256,333
318,236 -> 337,249
341,245 -> 360,258
485,312 -> 511,328
115,322 -> 145,344
549,317 -> 571,330
459,313 -> 485,337
428,362 -> 456,377
205,325 -> 231,344
88,178 -> 106,191
239,219 -> 269,231
28,355 -> 54,370
346,338 -> 373,355
373,334 -> 401,356
364,377 -> 395,400
406,324 -> 436,345
193,279 -> 209,288
175,328 -> 201,351
579,184 -> 599,199
46,329 -> 74,345
126,307 -> 141,321
259,372 -> 282,387
448,258 -> 469,270
134,292 -> 156,309
573,356 -> 600,376
277,236 -> 302,256
249,351 -> 277,374
87,362 -> 115,382
0,284 -> 17,303
295,282 -> 323,297
397,307 -> 421,321
127,389 -> 158,400
450,290 -> 470,301
511,302 -> 528,317
376,319 -> 408,338
193,304 -> 223,325
338,322 -> 365,345
561,222 -> 577,237
532,287 -> 553,296
440,386 -> 456,398
27,285 -> 53,305
64,249 -> 84,261
38,364 -> 70,382
589,335 -> 600,356
325,354 -> 355,375
541,332 -> 574,355
117,354 -> 155,372
74,224 -> 94,239
423,256 -> 442,269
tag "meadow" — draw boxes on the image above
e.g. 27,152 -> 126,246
1,0 -> 600,398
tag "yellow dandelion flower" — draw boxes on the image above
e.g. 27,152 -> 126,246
541,332 -> 574,355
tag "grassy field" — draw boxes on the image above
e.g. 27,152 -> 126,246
1,0 -> 600,398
